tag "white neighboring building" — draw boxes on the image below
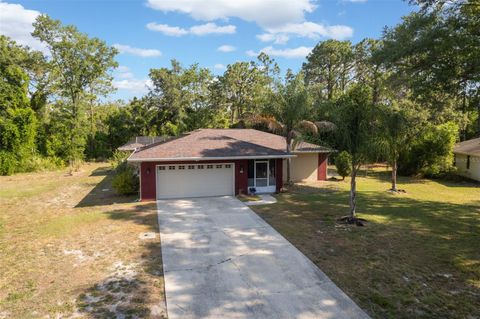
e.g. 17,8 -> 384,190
453,137 -> 480,182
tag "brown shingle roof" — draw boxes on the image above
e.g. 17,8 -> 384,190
128,129 -> 331,161
453,137 -> 480,157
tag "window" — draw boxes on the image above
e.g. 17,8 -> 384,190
179,165 -> 185,170
225,164 -> 231,168
159,166 -> 165,170
198,165 -> 204,169
467,156 -> 471,169
207,165 -> 213,169
188,165 -> 195,169
168,166 -> 175,170
216,164 -> 222,168
453,154 -> 456,167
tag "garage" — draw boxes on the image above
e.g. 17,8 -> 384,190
156,163 -> 234,199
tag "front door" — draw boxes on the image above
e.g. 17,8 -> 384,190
251,160 -> 276,193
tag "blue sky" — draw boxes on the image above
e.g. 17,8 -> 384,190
0,0 -> 414,101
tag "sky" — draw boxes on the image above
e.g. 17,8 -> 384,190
0,0 -> 414,101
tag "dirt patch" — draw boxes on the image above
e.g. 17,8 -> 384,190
0,163 -> 167,318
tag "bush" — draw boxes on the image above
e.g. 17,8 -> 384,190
110,150 -> 129,170
0,151 -> 17,175
18,155 -> 64,173
398,122 -> 458,177
335,151 -> 352,180
112,162 -> 139,195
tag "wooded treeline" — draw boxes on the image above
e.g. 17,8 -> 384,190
1,0 -> 478,180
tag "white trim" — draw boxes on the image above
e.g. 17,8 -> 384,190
249,159 -> 276,194
128,154 -> 296,162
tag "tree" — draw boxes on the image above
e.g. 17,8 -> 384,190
376,103 -> 418,191
302,40 -> 354,101
335,151 -> 352,181
253,71 -> 332,184
333,84 -> 378,222
219,60 -> 271,123
0,36 -> 38,175
32,15 -> 118,163
377,0 -> 480,139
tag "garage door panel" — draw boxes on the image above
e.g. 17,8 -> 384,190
156,164 -> 234,199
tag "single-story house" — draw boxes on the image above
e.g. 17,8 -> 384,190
453,137 -> 480,182
127,128 -> 331,200
117,136 -> 169,151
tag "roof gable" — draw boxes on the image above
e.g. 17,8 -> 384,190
454,137 -> 480,157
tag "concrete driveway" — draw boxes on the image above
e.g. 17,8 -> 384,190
157,196 -> 369,319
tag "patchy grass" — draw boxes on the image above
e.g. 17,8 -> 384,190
0,163 -> 166,318
251,168 -> 480,319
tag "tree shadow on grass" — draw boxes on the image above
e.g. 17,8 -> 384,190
75,168 -> 138,208
76,203 -> 167,318
255,183 -> 480,318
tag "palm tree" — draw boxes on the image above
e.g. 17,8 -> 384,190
250,72 -> 335,184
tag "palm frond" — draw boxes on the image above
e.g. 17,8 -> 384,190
315,121 -> 337,133
297,120 -> 318,134
245,114 -> 285,134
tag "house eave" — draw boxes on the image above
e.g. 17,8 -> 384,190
127,154 -> 296,163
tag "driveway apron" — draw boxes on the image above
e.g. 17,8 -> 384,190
157,196 -> 369,319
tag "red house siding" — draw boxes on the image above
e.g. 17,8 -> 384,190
317,153 -> 328,181
139,160 -> 250,201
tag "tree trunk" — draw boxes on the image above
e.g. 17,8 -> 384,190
391,158 -> 398,191
286,133 -> 292,184
349,167 -> 357,219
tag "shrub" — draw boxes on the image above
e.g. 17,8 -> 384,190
112,162 -> 139,195
398,122 -> 458,177
110,150 -> 129,170
18,155 -> 64,173
0,151 -> 17,175
335,151 -> 352,180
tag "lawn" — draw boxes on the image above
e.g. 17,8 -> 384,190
0,163 -> 166,318
251,168 -> 480,319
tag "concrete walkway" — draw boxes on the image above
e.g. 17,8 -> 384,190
157,196 -> 369,319
244,194 -> 277,206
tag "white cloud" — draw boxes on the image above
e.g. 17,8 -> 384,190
246,46 -> 312,59
0,1 -> 47,52
190,23 -> 235,35
217,45 -> 236,52
113,78 -> 152,94
258,22 -> 353,44
344,0 -> 367,3
113,44 -> 162,57
146,23 -> 188,36
147,22 -> 235,36
214,63 -> 226,71
256,33 -> 289,45
146,0 -> 315,28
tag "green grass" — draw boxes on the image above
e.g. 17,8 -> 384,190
251,169 -> 480,319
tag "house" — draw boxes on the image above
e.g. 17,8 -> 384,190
127,129 -> 331,200
453,137 -> 480,182
117,136 -> 169,152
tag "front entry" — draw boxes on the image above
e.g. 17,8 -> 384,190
248,159 -> 276,194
